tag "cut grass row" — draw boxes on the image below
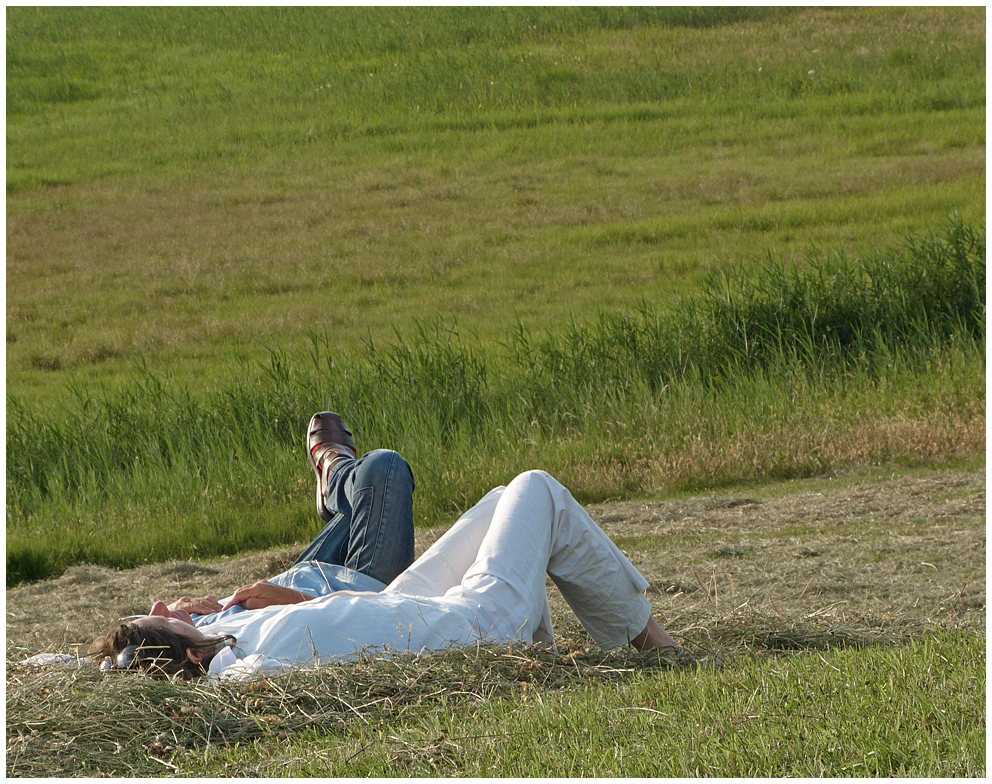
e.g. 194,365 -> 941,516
6,631 -> 984,776
5,220 -> 985,585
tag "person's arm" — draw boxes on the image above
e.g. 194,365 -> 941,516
167,595 -> 223,615
221,580 -> 312,611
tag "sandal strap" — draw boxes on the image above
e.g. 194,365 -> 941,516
307,413 -> 357,466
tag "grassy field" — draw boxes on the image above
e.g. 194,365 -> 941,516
6,219 -> 986,583
6,6 -> 985,401
5,8 -> 986,777
7,633 -> 984,776
7,467 -> 985,776
5,5 -> 987,584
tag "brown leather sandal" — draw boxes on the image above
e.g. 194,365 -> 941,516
306,412 -> 358,522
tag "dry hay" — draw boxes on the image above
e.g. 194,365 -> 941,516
2,609 -> 919,778
593,469 -> 985,634
5,468 -> 986,776
7,469 -> 984,659
6,641 -> 696,777
4,606 -> 950,777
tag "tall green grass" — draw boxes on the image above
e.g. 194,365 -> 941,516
5,219 -> 984,585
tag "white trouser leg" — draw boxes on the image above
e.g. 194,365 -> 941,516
448,470 -> 651,649
206,471 -> 652,675
385,485 -> 556,646
384,487 -> 503,598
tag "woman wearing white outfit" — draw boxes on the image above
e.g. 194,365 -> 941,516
90,414 -> 678,679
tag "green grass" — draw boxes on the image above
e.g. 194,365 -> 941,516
5,10 -> 985,776
6,6 -> 986,402
7,632 -> 984,776
7,7 -> 982,189
6,220 -> 986,585
277,636 -> 985,777
4,6 -> 987,581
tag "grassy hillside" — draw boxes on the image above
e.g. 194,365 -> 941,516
8,7 -> 981,189
5,7 -> 986,584
5,11 -> 986,776
6,7 -> 985,401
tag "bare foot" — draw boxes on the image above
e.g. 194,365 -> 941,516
631,615 -> 680,651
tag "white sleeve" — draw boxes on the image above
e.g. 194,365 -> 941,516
207,646 -> 296,680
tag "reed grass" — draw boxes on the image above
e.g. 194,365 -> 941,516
5,219 -> 985,585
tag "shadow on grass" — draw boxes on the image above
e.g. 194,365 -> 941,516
678,607 -> 941,656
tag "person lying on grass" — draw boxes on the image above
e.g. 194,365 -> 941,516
90,412 -> 679,679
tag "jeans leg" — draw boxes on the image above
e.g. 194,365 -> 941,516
294,484 -> 352,569
293,449 -> 416,585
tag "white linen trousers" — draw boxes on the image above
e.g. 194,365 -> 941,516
206,470 -> 652,678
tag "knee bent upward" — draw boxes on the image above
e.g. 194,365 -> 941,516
505,469 -> 554,489
351,449 -> 415,490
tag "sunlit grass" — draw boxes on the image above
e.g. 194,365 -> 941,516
6,221 -> 985,584
5,10 -> 985,777
268,635 -> 984,777
7,632 -> 984,776
6,7 -> 984,188
6,6 -> 986,401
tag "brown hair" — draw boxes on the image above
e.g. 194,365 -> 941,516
88,622 -> 235,679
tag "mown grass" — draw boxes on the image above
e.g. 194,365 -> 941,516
7,630 -> 984,776
6,9 -> 985,777
7,7 -> 983,189
6,7 -> 985,401
6,220 -> 985,585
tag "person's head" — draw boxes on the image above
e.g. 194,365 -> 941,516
89,615 -> 234,679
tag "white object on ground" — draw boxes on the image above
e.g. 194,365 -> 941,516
19,652 -> 90,669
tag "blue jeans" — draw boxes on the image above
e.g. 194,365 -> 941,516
293,449 -> 416,586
